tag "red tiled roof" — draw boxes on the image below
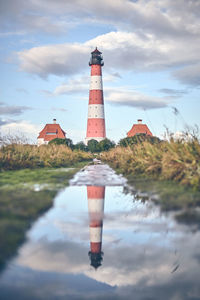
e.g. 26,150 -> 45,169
37,124 -> 66,141
127,124 -> 153,137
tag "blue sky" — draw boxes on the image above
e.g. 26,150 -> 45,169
1,0 -> 200,143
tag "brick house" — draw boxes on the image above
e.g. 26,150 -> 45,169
37,119 -> 66,146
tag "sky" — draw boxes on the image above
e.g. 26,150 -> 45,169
1,0 -> 200,143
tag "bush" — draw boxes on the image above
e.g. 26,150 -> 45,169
74,142 -> 88,152
49,138 -> 73,149
98,138 -> 115,151
87,138 -> 115,153
87,139 -> 100,153
119,134 -> 161,147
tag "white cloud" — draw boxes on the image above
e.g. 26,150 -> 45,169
105,88 -> 169,109
2,0 -> 200,38
2,0 -> 199,89
53,76 -> 89,95
48,74 -> 169,109
18,44 -> 89,78
0,120 -> 41,142
16,29 -> 200,88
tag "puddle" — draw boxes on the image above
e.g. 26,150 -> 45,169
70,163 -> 127,186
0,164 -> 200,299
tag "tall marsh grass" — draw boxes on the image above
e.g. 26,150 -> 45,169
101,137 -> 200,190
0,144 -> 92,170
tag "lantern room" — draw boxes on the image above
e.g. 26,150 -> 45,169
89,47 -> 104,66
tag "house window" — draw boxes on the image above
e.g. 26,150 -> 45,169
46,132 -> 57,135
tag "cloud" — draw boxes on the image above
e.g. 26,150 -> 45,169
44,74 -> 168,109
0,0 -> 68,34
2,0 -> 200,38
53,76 -> 89,95
18,44 -> 89,78
173,63 -> 200,87
17,29 -> 200,87
159,88 -> 188,97
43,72 -> 169,109
0,118 -> 15,126
49,74 -> 121,96
1,0 -> 198,87
0,102 -> 31,115
105,88 -> 169,109
0,119 -> 41,142
104,72 -> 122,82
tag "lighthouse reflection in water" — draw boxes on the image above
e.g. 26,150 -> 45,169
87,186 -> 105,269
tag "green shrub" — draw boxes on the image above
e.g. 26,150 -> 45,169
49,138 -> 73,148
119,134 -> 161,147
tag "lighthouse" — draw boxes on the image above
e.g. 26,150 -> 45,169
87,186 -> 105,269
85,48 -> 106,144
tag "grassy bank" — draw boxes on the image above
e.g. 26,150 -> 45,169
122,176 -> 200,229
124,177 -> 200,211
101,138 -> 200,190
0,144 -> 92,171
0,164 -> 87,271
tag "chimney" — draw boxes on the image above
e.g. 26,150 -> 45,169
53,119 -> 56,124
138,119 -> 142,124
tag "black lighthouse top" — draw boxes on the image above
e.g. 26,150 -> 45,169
89,47 -> 104,66
88,251 -> 104,269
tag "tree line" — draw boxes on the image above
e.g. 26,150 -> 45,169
49,134 -> 160,152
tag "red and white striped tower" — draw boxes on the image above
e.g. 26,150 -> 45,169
87,186 -> 105,269
85,48 -> 106,144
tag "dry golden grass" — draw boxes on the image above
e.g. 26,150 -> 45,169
0,144 -> 92,170
101,139 -> 200,190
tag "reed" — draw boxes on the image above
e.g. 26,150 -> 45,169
101,138 -> 200,190
0,144 -> 92,171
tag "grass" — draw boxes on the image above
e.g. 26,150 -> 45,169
0,143 -> 93,171
101,138 -> 200,190
0,161 -> 89,188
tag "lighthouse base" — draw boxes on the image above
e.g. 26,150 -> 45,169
85,137 -> 105,145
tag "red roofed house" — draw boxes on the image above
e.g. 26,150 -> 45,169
37,119 -> 66,146
127,119 -> 153,137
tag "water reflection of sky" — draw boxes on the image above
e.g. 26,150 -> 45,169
0,185 -> 200,300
